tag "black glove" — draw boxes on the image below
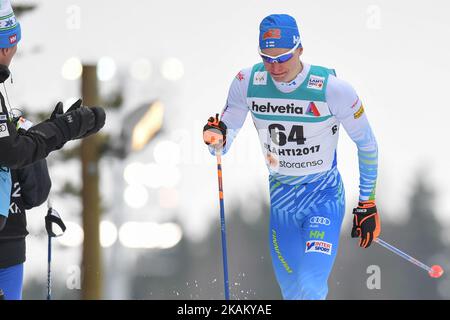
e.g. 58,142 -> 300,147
351,200 -> 381,248
50,101 -> 65,120
52,106 -> 96,141
28,101 -> 105,154
203,113 -> 227,148
49,99 -> 105,139
81,106 -> 105,138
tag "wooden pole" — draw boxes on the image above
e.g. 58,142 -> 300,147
80,65 -> 102,299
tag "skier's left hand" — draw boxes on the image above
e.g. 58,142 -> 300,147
351,200 -> 381,248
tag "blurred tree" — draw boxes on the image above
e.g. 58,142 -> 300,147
329,172 -> 446,299
12,4 -> 36,17
399,174 -> 445,299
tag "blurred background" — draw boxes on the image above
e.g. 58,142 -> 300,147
7,0 -> 450,299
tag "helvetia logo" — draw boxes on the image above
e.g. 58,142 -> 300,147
306,102 -> 321,116
251,101 -> 303,115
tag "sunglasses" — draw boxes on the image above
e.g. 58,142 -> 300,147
259,40 -> 301,64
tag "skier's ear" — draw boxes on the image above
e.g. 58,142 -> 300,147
297,48 -> 304,57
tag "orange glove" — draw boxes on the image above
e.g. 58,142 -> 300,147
203,114 -> 227,148
351,200 -> 381,248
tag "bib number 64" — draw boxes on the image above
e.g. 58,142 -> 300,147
268,124 -> 306,146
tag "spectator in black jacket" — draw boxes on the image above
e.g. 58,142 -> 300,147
0,0 -> 106,299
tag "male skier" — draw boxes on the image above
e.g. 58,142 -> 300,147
203,14 -> 380,299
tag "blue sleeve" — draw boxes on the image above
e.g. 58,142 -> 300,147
0,168 -> 11,218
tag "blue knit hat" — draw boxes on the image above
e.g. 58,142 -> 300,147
259,14 -> 301,50
0,0 -> 21,48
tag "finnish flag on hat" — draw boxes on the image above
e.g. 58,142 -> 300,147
259,14 -> 301,50
0,0 -> 21,48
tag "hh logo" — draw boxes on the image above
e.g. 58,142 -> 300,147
309,230 -> 325,239
9,34 -> 17,44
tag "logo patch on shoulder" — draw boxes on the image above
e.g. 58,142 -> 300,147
235,71 -> 244,81
253,71 -> 267,85
307,75 -> 325,90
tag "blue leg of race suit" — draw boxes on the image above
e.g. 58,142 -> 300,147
0,263 -> 24,300
269,171 -> 345,300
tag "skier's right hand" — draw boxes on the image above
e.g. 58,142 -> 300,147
203,113 -> 227,149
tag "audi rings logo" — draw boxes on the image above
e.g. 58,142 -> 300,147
309,216 -> 331,226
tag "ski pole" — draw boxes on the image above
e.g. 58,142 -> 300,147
47,226 -> 52,300
215,147 -> 230,300
45,200 -> 67,300
374,238 -> 444,278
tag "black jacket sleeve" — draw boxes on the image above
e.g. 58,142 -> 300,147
16,160 -> 51,209
0,94 -> 66,170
